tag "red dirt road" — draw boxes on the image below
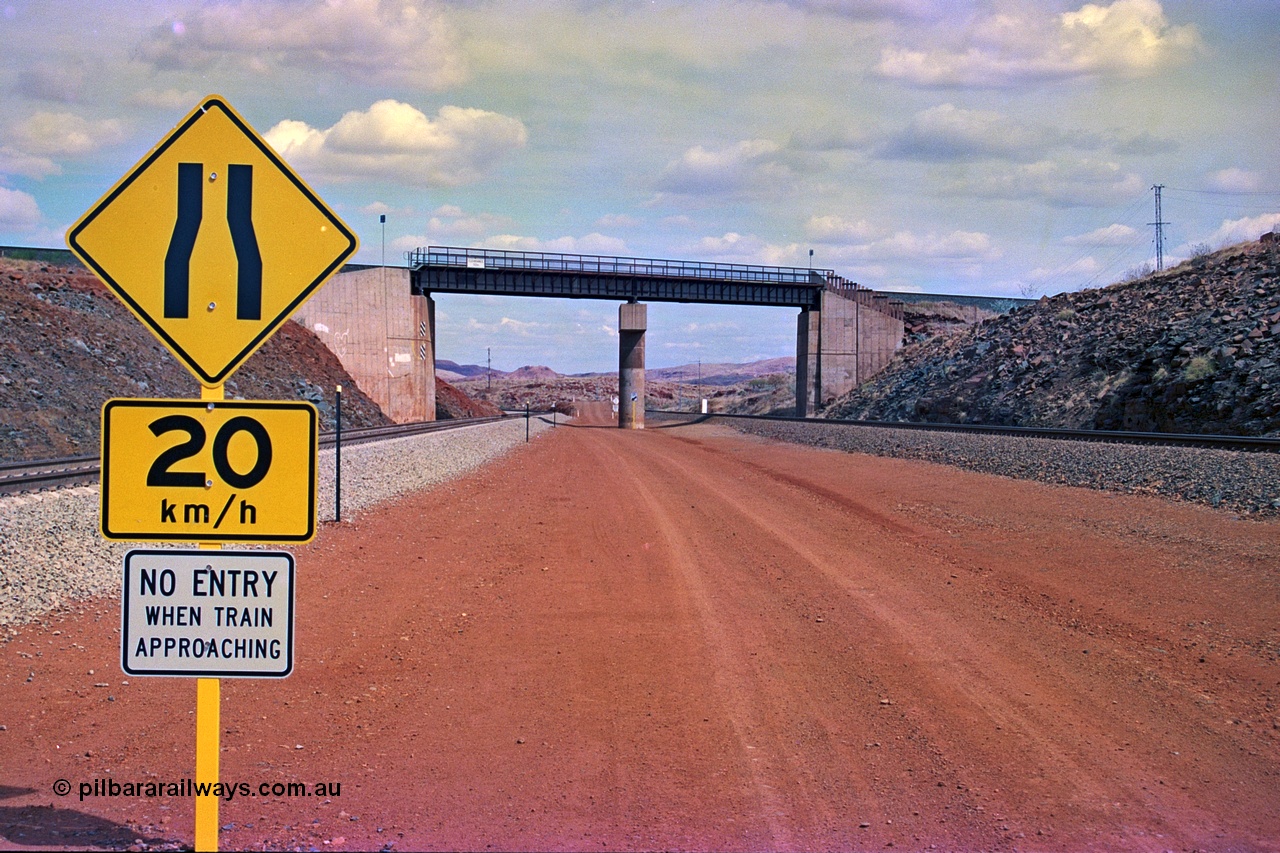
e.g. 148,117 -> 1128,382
3,411 -> 1279,851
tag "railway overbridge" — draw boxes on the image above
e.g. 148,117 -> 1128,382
295,247 -> 906,424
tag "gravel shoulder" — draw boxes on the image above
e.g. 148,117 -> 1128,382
0,416 -> 553,631
665,413 -> 1280,517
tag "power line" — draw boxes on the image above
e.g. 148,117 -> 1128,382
1032,183 -> 1278,296
1079,227 -> 1151,290
1164,186 -> 1280,196
1030,189 -> 1149,295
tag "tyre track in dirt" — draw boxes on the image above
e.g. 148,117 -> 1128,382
622,425 -> 1258,850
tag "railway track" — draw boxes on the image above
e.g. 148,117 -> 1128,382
673,411 -> 1280,453
0,454 -> 101,496
0,415 -> 507,497
319,415 -> 504,450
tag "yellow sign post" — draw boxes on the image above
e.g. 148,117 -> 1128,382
101,398 -> 318,542
67,95 -> 357,387
68,95 -> 357,852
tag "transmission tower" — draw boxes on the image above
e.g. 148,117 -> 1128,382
1149,184 -> 1169,271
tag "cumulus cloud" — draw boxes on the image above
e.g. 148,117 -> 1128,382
876,0 -> 1200,87
0,187 -> 42,231
656,139 -> 796,197
595,213 -> 641,229
481,233 -> 628,255
1202,213 -> 1280,248
1028,256 -> 1103,281
18,63 -> 86,102
805,215 -> 881,242
864,229 -> 1001,261
681,226 -> 998,268
388,207 -> 519,256
425,207 -> 514,239
954,157 -> 1144,207
781,0 -> 940,18
1062,223 -> 1141,246
264,100 -> 527,187
360,201 -> 415,218
0,147 -> 58,180
867,104 -> 1147,166
1206,168 -> 1261,193
790,120 -> 871,152
138,0 -> 465,90
128,88 -> 203,111
689,232 -> 763,257
806,214 -> 999,263
462,316 -> 545,338
876,104 -> 1047,161
680,232 -> 814,267
10,112 -> 127,157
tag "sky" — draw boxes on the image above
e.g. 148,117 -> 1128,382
1,0 -> 1278,373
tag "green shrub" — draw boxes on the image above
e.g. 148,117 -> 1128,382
1182,356 -> 1216,383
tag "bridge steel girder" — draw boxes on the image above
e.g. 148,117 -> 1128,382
411,268 -> 824,310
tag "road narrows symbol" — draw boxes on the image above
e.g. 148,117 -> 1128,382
164,163 -> 203,319
228,164 -> 263,320
164,162 -> 264,321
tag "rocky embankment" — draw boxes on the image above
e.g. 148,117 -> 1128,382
826,238 -> 1280,436
0,259 -> 394,461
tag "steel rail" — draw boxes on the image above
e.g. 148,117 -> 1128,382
650,410 -> 1280,453
318,415 -> 504,449
0,453 -> 99,475
0,415 -> 509,497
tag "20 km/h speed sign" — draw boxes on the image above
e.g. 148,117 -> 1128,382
101,399 -> 317,543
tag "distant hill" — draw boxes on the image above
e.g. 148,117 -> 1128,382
566,357 -> 796,386
440,356 -> 796,386
436,359 -> 505,379
506,365 -> 560,381
645,357 -> 795,386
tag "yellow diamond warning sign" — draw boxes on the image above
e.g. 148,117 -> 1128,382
67,95 -> 358,386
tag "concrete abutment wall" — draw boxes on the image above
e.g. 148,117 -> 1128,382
292,267 -> 436,423
796,283 -> 905,416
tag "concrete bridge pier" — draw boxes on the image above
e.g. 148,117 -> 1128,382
618,301 -> 646,429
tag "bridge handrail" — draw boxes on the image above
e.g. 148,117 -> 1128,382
410,246 -> 831,286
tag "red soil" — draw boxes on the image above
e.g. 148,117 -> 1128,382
2,416 -> 1278,851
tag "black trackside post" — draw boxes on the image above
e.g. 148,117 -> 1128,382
525,403 -> 530,442
335,385 -> 342,523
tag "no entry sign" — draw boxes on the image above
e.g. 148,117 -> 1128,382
122,549 -> 295,678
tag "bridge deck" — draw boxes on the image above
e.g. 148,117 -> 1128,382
410,246 -> 830,308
